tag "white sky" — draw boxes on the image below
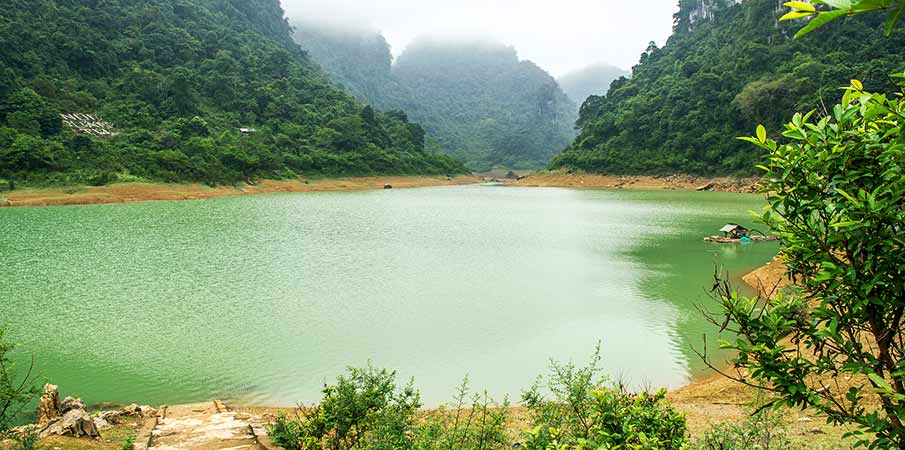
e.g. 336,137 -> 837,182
279,0 -> 680,77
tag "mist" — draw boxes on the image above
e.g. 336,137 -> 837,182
279,0 -> 679,76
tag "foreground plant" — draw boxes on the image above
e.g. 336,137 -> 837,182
520,345 -> 687,450
782,0 -> 905,38
415,377 -> 510,450
694,393 -> 793,450
717,76 -> 905,448
268,364 -> 420,450
0,328 -> 39,436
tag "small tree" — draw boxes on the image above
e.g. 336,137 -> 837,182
715,77 -> 905,448
0,328 -> 39,435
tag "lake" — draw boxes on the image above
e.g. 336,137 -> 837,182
0,185 -> 777,407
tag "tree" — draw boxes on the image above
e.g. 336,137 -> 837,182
712,6 -> 905,448
0,328 -> 39,435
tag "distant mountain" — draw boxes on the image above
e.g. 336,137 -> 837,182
551,0 -> 905,176
557,63 -> 629,110
392,38 -> 577,171
291,24 -> 576,171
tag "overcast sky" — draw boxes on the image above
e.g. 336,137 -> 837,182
279,0 -> 680,77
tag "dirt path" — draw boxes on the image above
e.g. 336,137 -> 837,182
137,401 -> 274,450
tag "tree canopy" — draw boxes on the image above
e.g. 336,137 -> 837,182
551,0 -> 905,176
0,0 -> 466,188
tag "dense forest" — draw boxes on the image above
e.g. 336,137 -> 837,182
0,0 -> 466,188
552,0 -> 905,175
557,63 -> 629,112
292,24 -> 576,171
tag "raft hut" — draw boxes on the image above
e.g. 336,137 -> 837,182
705,223 -> 779,243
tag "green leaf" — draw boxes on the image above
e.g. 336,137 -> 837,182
885,5 -> 905,36
785,1 -> 818,12
794,9 -> 849,38
757,124 -> 768,143
851,79 -> 864,91
781,11 -> 817,20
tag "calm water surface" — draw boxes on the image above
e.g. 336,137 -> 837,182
0,185 -> 777,407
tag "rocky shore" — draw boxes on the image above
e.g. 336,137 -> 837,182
507,173 -> 762,193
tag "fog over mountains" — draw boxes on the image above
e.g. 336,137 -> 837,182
292,19 -> 580,171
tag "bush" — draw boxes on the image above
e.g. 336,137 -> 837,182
267,364 -> 421,450
414,377 -> 510,450
693,395 -> 792,450
724,77 -> 905,448
520,345 -> 687,450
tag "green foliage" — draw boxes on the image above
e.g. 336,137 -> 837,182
0,329 -> 39,435
292,26 -> 576,171
0,0 -> 467,188
782,0 -> 905,37
267,364 -> 421,450
552,0 -> 905,176
119,435 -> 136,450
693,395 -> 793,450
414,377 -> 510,450
520,345 -> 687,450
5,428 -> 41,450
719,77 -> 905,448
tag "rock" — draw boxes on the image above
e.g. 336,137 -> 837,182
383,184 -> 393,189
505,171 -> 519,179
37,384 -> 61,427
696,182 -> 715,191
121,404 -> 158,418
41,409 -> 100,439
60,397 -> 86,415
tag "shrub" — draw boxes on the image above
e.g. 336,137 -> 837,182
266,364 -> 421,450
520,345 -> 687,450
414,377 -> 510,450
693,395 -> 792,450
723,77 -> 905,448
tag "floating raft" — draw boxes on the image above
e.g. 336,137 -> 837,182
704,235 -> 779,244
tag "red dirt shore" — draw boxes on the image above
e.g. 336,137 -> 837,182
0,176 -> 482,208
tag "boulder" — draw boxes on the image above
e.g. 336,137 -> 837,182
696,182 -> 715,191
60,397 -> 86,415
37,384 -> 61,427
383,184 -> 393,189
41,409 -> 100,439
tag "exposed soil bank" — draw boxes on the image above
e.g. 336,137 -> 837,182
0,176 -> 482,208
507,173 -> 761,193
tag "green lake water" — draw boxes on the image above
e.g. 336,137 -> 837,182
0,185 -> 777,407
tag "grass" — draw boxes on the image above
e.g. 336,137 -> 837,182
19,419 -> 141,450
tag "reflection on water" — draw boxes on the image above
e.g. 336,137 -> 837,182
0,185 -> 776,406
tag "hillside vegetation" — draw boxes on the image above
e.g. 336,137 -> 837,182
552,0 -> 905,175
0,0 -> 466,188
292,25 -> 576,171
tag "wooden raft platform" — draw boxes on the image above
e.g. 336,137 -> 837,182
704,235 -> 779,244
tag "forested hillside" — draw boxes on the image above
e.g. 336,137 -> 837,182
557,63 -> 629,111
552,0 -> 905,175
291,25 -> 576,171
0,0 -> 466,188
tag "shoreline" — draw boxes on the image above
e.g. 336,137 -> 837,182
0,176 -> 482,208
0,173 -> 764,208
506,173 -> 761,193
